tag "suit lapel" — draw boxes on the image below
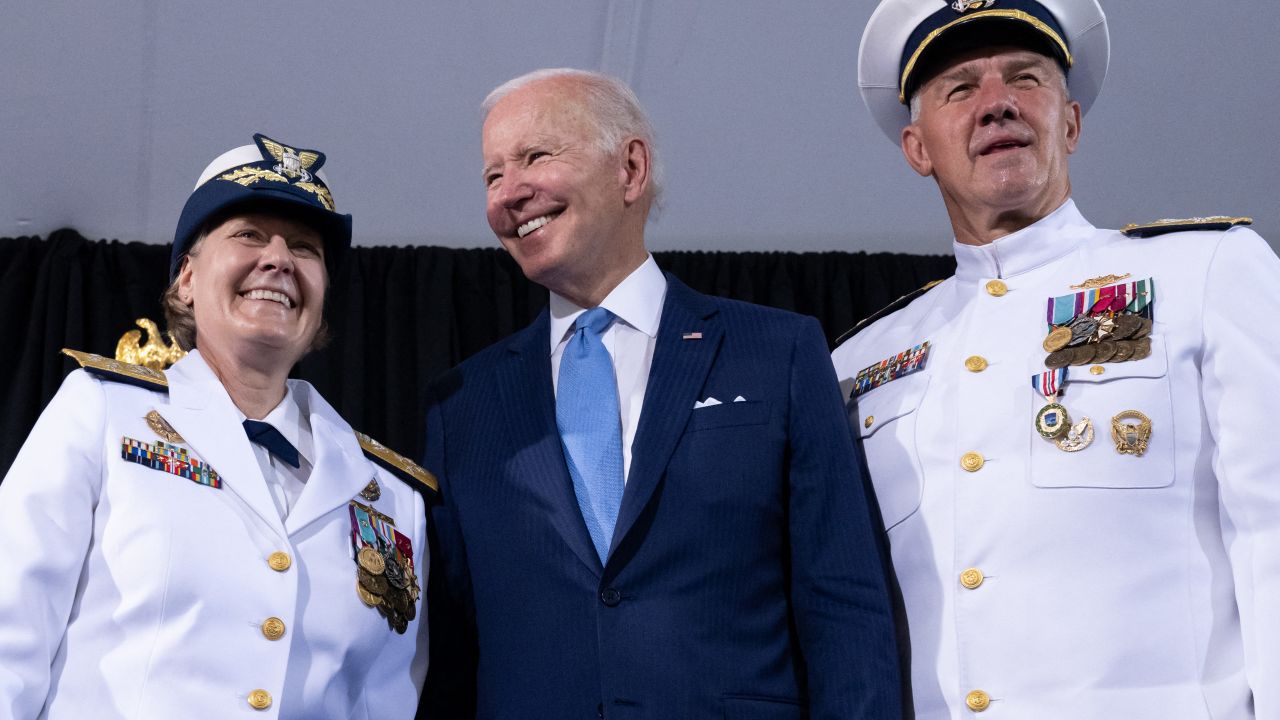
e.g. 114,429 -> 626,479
161,355 -> 286,537
496,309 -> 603,575
608,277 -> 722,560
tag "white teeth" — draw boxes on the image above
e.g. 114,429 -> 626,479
517,213 -> 559,238
243,289 -> 294,308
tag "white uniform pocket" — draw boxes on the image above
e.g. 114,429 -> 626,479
851,372 -> 929,529
1028,335 -> 1174,489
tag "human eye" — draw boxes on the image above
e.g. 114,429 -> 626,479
485,171 -> 502,188
946,83 -> 974,100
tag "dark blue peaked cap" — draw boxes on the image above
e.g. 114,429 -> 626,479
170,133 -> 352,280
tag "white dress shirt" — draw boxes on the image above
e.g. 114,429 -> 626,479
240,387 -> 314,520
549,255 -> 667,483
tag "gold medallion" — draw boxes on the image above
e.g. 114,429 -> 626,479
359,478 -> 381,502
1111,410 -> 1152,456
358,566 -> 390,595
1035,403 -> 1070,439
1042,326 -> 1072,353
145,410 -> 184,443
356,580 -> 383,607
357,545 -> 386,575
1055,417 -> 1094,452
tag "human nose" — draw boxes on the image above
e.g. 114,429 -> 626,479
976,80 -> 1020,125
257,235 -> 294,273
493,165 -> 534,209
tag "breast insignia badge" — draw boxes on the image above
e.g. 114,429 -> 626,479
145,410 -> 185,444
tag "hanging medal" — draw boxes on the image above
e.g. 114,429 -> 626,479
348,499 -> 419,634
1032,368 -> 1071,439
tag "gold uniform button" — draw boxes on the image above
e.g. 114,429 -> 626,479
267,552 -> 291,572
247,689 -> 273,710
1090,365 -> 1106,375
964,355 -> 989,372
960,452 -> 985,472
959,567 -> 985,589
261,617 -> 286,641
864,415 -> 875,429
985,279 -> 1008,297
966,689 -> 991,712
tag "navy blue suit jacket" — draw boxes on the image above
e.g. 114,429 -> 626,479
422,276 -> 900,719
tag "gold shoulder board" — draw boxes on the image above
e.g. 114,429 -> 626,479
62,348 -> 169,391
833,278 -> 946,348
1121,216 -> 1252,238
356,431 -> 438,494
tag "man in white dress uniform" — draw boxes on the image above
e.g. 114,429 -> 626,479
831,1 -> 1280,717
0,134 -> 434,719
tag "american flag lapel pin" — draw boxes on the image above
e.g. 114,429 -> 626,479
682,331 -> 703,340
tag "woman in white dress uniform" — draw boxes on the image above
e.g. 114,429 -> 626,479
0,134 -> 433,719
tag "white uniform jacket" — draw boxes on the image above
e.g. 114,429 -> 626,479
832,201 -> 1280,719
0,350 -> 429,720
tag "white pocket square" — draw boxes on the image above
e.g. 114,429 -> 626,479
693,397 -> 722,409
733,396 -> 746,402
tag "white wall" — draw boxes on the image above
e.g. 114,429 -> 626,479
3,1 -> 1276,254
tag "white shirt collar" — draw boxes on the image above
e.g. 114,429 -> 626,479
548,255 -> 668,353
952,199 -> 1091,282
184,347 -> 313,467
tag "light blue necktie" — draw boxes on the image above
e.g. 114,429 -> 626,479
557,307 -> 625,563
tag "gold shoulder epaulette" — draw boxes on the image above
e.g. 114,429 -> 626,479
356,431 -> 438,494
1121,216 -> 1252,238
833,278 -> 946,348
62,348 -> 169,391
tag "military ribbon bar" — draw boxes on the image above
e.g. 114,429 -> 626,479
1031,367 -> 1067,399
121,436 -> 221,489
1046,277 -> 1156,330
851,341 -> 931,398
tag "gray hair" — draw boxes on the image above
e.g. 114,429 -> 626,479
483,68 -> 664,206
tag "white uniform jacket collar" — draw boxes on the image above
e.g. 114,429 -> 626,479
952,199 -> 1090,283
161,350 -> 376,538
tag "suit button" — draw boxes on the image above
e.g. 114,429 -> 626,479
247,689 -> 273,710
600,588 -> 622,607
985,280 -> 1008,297
960,452 -> 985,472
959,568 -> 985,589
267,552 -> 291,572
966,689 -> 991,711
261,617 -> 286,640
964,355 -> 988,372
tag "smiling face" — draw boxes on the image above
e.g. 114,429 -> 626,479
481,77 -> 650,305
176,211 -> 327,367
901,46 -> 1081,239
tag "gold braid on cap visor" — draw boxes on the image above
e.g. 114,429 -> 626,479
898,9 -> 1073,103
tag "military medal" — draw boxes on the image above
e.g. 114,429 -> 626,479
1043,277 -> 1157,369
1055,417 -> 1095,452
1111,410 -> 1152,456
359,478 -> 381,502
1031,368 -> 1071,439
348,500 -> 420,634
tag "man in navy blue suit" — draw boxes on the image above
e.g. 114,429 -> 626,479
421,68 -> 900,719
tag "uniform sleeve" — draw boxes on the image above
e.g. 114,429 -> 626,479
417,382 -> 479,718
786,317 -> 903,720
1200,228 -> 1280,717
0,370 -> 106,719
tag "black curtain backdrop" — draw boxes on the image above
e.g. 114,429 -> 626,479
0,230 -> 955,476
